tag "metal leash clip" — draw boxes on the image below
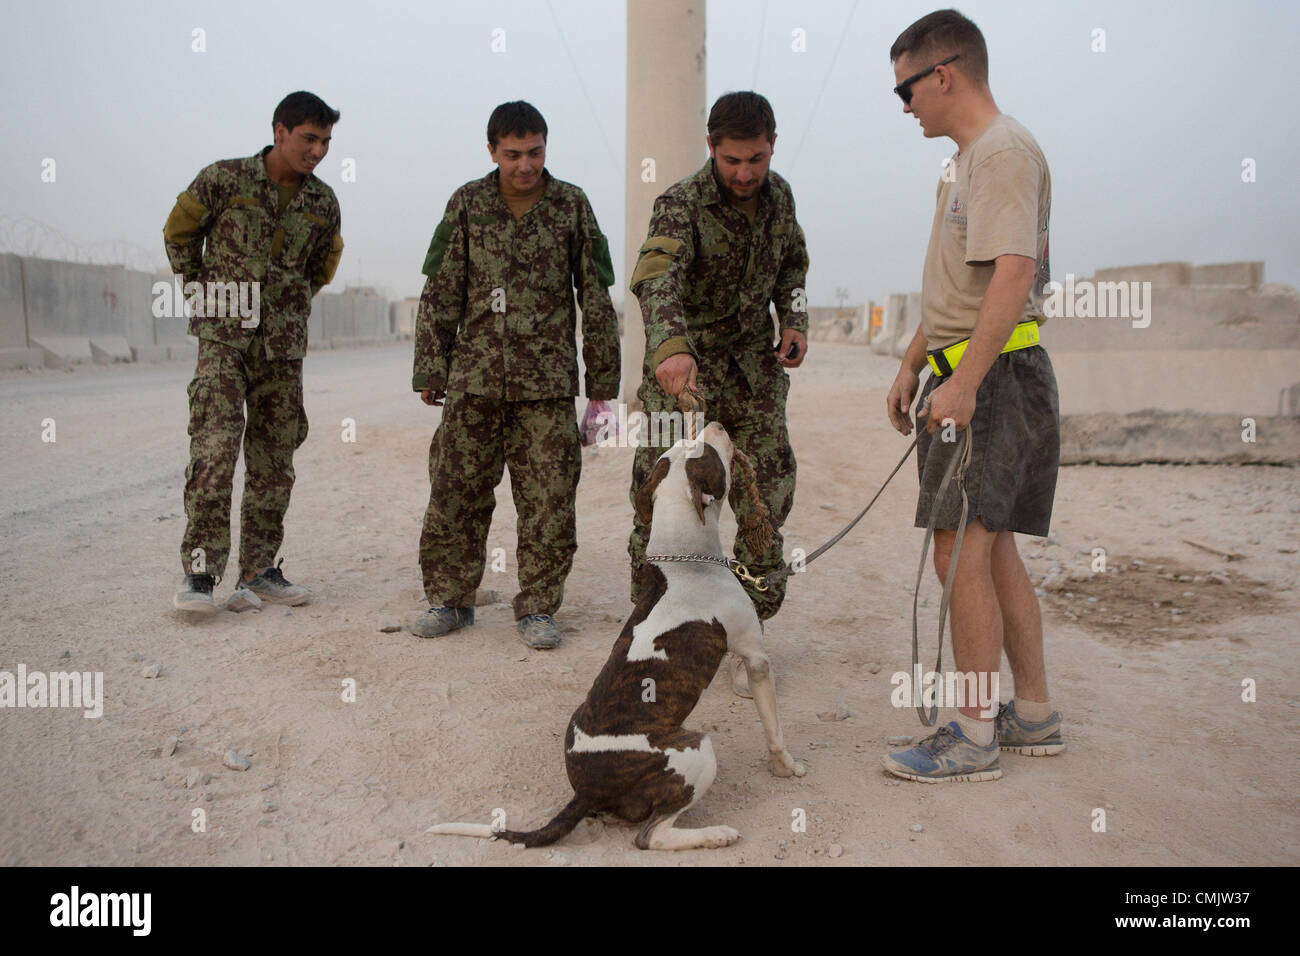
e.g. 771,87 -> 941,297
730,562 -> 769,592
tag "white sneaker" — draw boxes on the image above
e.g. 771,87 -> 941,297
174,574 -> 218,615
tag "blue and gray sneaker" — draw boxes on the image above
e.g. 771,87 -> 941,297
517,613 -> 560,649
880,721 -> 1002,783
408,605 -> 474,638
996,701 -> 1065,755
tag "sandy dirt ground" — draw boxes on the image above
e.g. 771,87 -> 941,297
1,341 -> 1296,867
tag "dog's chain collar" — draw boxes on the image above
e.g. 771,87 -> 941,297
644,554 -> 769,592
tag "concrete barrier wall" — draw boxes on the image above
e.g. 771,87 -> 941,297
870,292 -> 914,358
1050,349 -> 1300,416
391,298 -> 418,336
309,290 -> 389,345
1041,270 -> 1300,425
854,260 -> 1299,462
0,254 -> 398,365
0,254 -> 27,350
852,263 -> 1299,423
151,272 -> 191,346
1092,260 -> 1264,291
1042,283 -> 1300,352
22,256 -> 154,347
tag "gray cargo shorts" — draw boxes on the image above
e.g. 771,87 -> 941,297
914,345 -> 1060,537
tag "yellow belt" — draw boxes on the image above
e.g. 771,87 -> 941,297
926,319 -> 1040,378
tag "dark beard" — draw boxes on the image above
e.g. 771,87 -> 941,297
711,160 -> 764,204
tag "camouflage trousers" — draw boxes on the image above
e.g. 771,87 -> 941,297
628,355 -> 796,620
420,391 -> 582,618
181,337 -> 308,581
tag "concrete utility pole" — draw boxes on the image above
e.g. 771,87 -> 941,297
622,0 -> 706,408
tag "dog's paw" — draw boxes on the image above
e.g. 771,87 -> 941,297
769,751 -> 806,778
702,825 -> 741,848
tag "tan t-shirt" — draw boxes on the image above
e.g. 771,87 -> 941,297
920,114 -> 1051,350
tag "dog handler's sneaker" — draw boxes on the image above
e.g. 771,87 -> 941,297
408,606 -> 474,638
174,573 -> 217,615
517,613 -> 560,650
996,701 -> 1065,755
241,559 -> 311,606
879,721 -> 1002,783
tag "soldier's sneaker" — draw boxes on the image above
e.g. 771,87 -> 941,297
879,721 -> 1002,783
241,559 -> 312,606
409,606 -> 474,639
517,613 -> 560,650
996,701 -> 1065,755
174,574 -> 217,615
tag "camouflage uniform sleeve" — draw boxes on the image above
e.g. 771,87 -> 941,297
412,192 -> 468,393
571,193 -> 620,400
162,164 -> 223,280
307,199 -> 344,297
628,192 -> 697,370
773,202 -> 810,334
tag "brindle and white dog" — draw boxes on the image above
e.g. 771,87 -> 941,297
430,422 -> 804,851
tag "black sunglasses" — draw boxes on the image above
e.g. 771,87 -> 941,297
893,54 -> 960,105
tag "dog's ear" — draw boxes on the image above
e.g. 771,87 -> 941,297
685,443 -> 728,526
634,457 -> 672,527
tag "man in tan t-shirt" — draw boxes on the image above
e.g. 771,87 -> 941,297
880,10 -> 1065,783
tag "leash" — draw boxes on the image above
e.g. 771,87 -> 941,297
665,389 -> 934,592
911,424 -> 971,726
762,435 -> 920,588
666,388 -> 973,726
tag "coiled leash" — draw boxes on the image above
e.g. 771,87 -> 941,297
763,393 -> 971,728
760,393 -> 941,591
911,416 -> 971,726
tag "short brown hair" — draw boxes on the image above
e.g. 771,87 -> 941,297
707,91 -> 776,144
890,9 -> 988,86
273,91 -> 340,132
487,101 -> 547,147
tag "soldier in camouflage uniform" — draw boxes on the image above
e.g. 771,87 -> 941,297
164,91 -> 344,615
628,91 -> 809,632
410,101 -> 620,649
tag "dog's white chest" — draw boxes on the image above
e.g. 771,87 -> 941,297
627,565 -> 749,662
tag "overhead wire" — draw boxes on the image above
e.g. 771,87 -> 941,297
786,0 -> 861,178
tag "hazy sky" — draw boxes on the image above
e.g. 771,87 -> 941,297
2,0 -> 1297,307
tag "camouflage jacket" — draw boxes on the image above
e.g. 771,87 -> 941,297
629,160 -> 809,390
411,169 -> 620,402
163,146 -> 344,360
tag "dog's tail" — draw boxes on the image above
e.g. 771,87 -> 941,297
427,794 -> 592,848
